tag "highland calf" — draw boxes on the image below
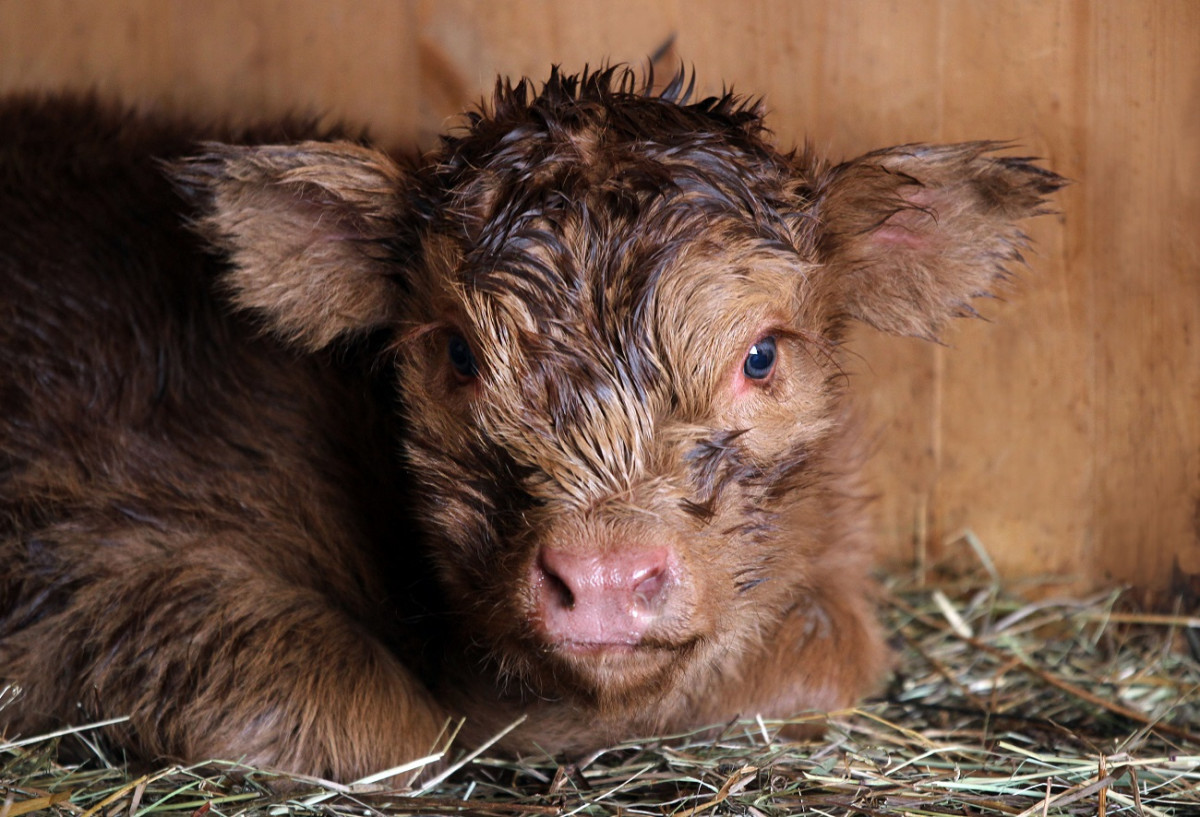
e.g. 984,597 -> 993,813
0,68 -> 1063,780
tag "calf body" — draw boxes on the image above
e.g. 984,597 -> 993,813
0,68 -> 1063,779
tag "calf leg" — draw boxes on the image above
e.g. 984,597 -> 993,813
1,523 -> 445,781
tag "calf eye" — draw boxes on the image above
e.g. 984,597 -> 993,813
743,336 -> 777,380
448,334 -> 478,380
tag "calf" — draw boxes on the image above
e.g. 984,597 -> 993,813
0,67 -> 1063,780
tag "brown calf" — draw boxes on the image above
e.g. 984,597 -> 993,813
0,67 -> 1063,780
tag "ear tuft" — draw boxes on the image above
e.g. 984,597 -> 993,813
170,141 -> 409,351
812,142 -> 1067,339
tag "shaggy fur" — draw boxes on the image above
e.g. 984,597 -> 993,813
0,67 -> 1064,780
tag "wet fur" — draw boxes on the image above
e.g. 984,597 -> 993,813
0,68 -> 1063,779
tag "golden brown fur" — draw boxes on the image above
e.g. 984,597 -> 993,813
0,67 -> 1063,779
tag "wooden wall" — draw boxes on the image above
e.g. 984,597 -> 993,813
2,0 -> 1197,597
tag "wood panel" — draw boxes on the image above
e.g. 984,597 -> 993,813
0,0 -> 1196,596
1085,2 -> 1200,590
0,0 -> 421,140
929,2 -> 1094,584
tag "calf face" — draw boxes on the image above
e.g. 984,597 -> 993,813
0,67 -> 1063,779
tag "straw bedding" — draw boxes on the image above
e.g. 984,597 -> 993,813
3,563 -> 1197,816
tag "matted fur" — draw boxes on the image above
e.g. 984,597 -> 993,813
0,67 -> 1064,780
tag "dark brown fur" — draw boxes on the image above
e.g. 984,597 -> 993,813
0,67 -> 1064,780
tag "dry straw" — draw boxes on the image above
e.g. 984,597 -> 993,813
3,559 -> 1198,816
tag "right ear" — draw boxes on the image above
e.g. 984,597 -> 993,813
805,142 -> 1066,340
171,141 -> 410,351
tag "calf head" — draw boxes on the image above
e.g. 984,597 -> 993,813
176,67 -> 1062,716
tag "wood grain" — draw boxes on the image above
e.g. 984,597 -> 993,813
0,0 -> 1195,595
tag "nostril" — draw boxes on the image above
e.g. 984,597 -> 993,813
540,557 -> 576,611
632,566 -> 666,608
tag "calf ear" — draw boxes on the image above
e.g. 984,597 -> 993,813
171,142 -> 408,351
810,143 -> 1066,340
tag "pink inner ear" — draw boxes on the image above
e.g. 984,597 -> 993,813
872,222 -> 928,249
870,187 -> 939,250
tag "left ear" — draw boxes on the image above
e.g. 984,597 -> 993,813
170,141 -> 410,351
808,142 -> 1066,339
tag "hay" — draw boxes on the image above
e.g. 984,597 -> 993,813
3,571 -> 1198,816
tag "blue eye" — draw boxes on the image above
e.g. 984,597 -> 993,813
743,336 -> 777,380
448,334 -> 478,379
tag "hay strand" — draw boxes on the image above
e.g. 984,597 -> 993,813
3,570 -> 1197,816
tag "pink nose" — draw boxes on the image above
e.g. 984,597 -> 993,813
533,545 -> 672,647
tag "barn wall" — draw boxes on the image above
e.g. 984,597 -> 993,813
2,0 -> 1197,596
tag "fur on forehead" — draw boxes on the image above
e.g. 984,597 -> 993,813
409,65 -> 822,388
412,66 -> 816,268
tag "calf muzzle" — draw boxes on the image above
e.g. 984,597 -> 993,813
532,544 -> 674,652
